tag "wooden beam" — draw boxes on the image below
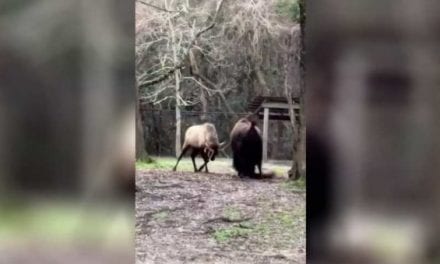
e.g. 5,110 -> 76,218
256,111 -> 298,120
257,115 -> 292,121
258,110 -> 289,115
262,107 -> 269,162
257,111 -> 291,117
261,102 -> 300,110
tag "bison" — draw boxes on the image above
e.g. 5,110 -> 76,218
230,116 -> 263,178
173,123 -> 225,173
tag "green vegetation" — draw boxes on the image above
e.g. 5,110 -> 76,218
0,202 -> 131,244
152,211 -> 169,221
136,157 -> 294,179
276,0 -> 300,22
223,206 -> 242,221
272,166 -> 288,177
271,211 -> 296,229
212,209 -> 304,244
213,206 -> 252,243
138,153 -> 154,163
265,209 -> 305,247
282,176 -> 306,193
213,226 -> 252,242
136,157 -> 195,171
212,205 -> 305,244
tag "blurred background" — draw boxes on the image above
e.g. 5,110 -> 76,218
2,0 -> 440,263
306,0 -> 440,263
0,0 -> 134,263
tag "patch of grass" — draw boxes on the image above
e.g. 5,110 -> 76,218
136,159 -> 171,170
254,221 -> 270,236
249,207 -> 305,246
137,153 -> 154,163
213,207 -> 255,243
276,0 -> 300,22
213,226 -> 251,242
271,166 -> 288,177
0,201 -> 131,244
152,211 -> 169,221
270,209 -> 305,243
282,177 -> 306,193
273,211 -> 296,228
136,157 -> 194,171
223,206 -> 242,221
251,211 -> 298,239
212,207 -> 305,245
238,221 -> 255,229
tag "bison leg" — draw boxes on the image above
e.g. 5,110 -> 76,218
173,146 -> 190,171
233,155 -> 246,178
244,164 -> 254,178
257,161 -> 262,178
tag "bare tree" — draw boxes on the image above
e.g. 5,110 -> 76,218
136,0 -> 301,160
284,24 -> 305,180
136,0 -> 226,156
136,83 -> 149,161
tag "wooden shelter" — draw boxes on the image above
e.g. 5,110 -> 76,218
247,96 -> 300,161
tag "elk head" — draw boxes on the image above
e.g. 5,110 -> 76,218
204,146 -> 217,161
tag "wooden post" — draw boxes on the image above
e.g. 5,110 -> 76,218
263,107 -> 269,162
175,71 -> 181,157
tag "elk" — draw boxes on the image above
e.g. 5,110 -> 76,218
173,123 -> 225,173
230,116 -> 264,178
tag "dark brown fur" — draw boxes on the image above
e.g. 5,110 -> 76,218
230,117 -> 263,178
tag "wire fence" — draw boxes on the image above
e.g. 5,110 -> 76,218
141,109 -> 294,160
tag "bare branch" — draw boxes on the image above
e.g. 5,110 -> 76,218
193,0 -> 225,39
138,0 -> 226,89
183,77 -> 216,96
141,85 -> 172,100
191,72 -> 237,117
138,64 -> 185,87
153,96 -> 175,105
137,0 -> 181,13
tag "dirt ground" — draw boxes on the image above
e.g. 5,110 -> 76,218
136,168 -> 305,264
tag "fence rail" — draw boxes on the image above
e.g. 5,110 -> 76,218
140,109 -> 293,160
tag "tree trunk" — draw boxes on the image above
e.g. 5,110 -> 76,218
190,49 -> 208,121
166,0 -> 182,157
255,66 -> 270,95
289,99 -> 305,180
297,0 -> 306,179
285,0 -> 307,180
136,88 -> 149,161
175,70 -> 182,157
285,23 -> 304,180
200,88 -> 208,121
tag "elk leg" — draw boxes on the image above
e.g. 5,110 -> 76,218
173,146 -> 189,171
191,151 -> 198,172
197,152 -> 209,173
197,163 -> 208,172
204,151 -> 209,173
